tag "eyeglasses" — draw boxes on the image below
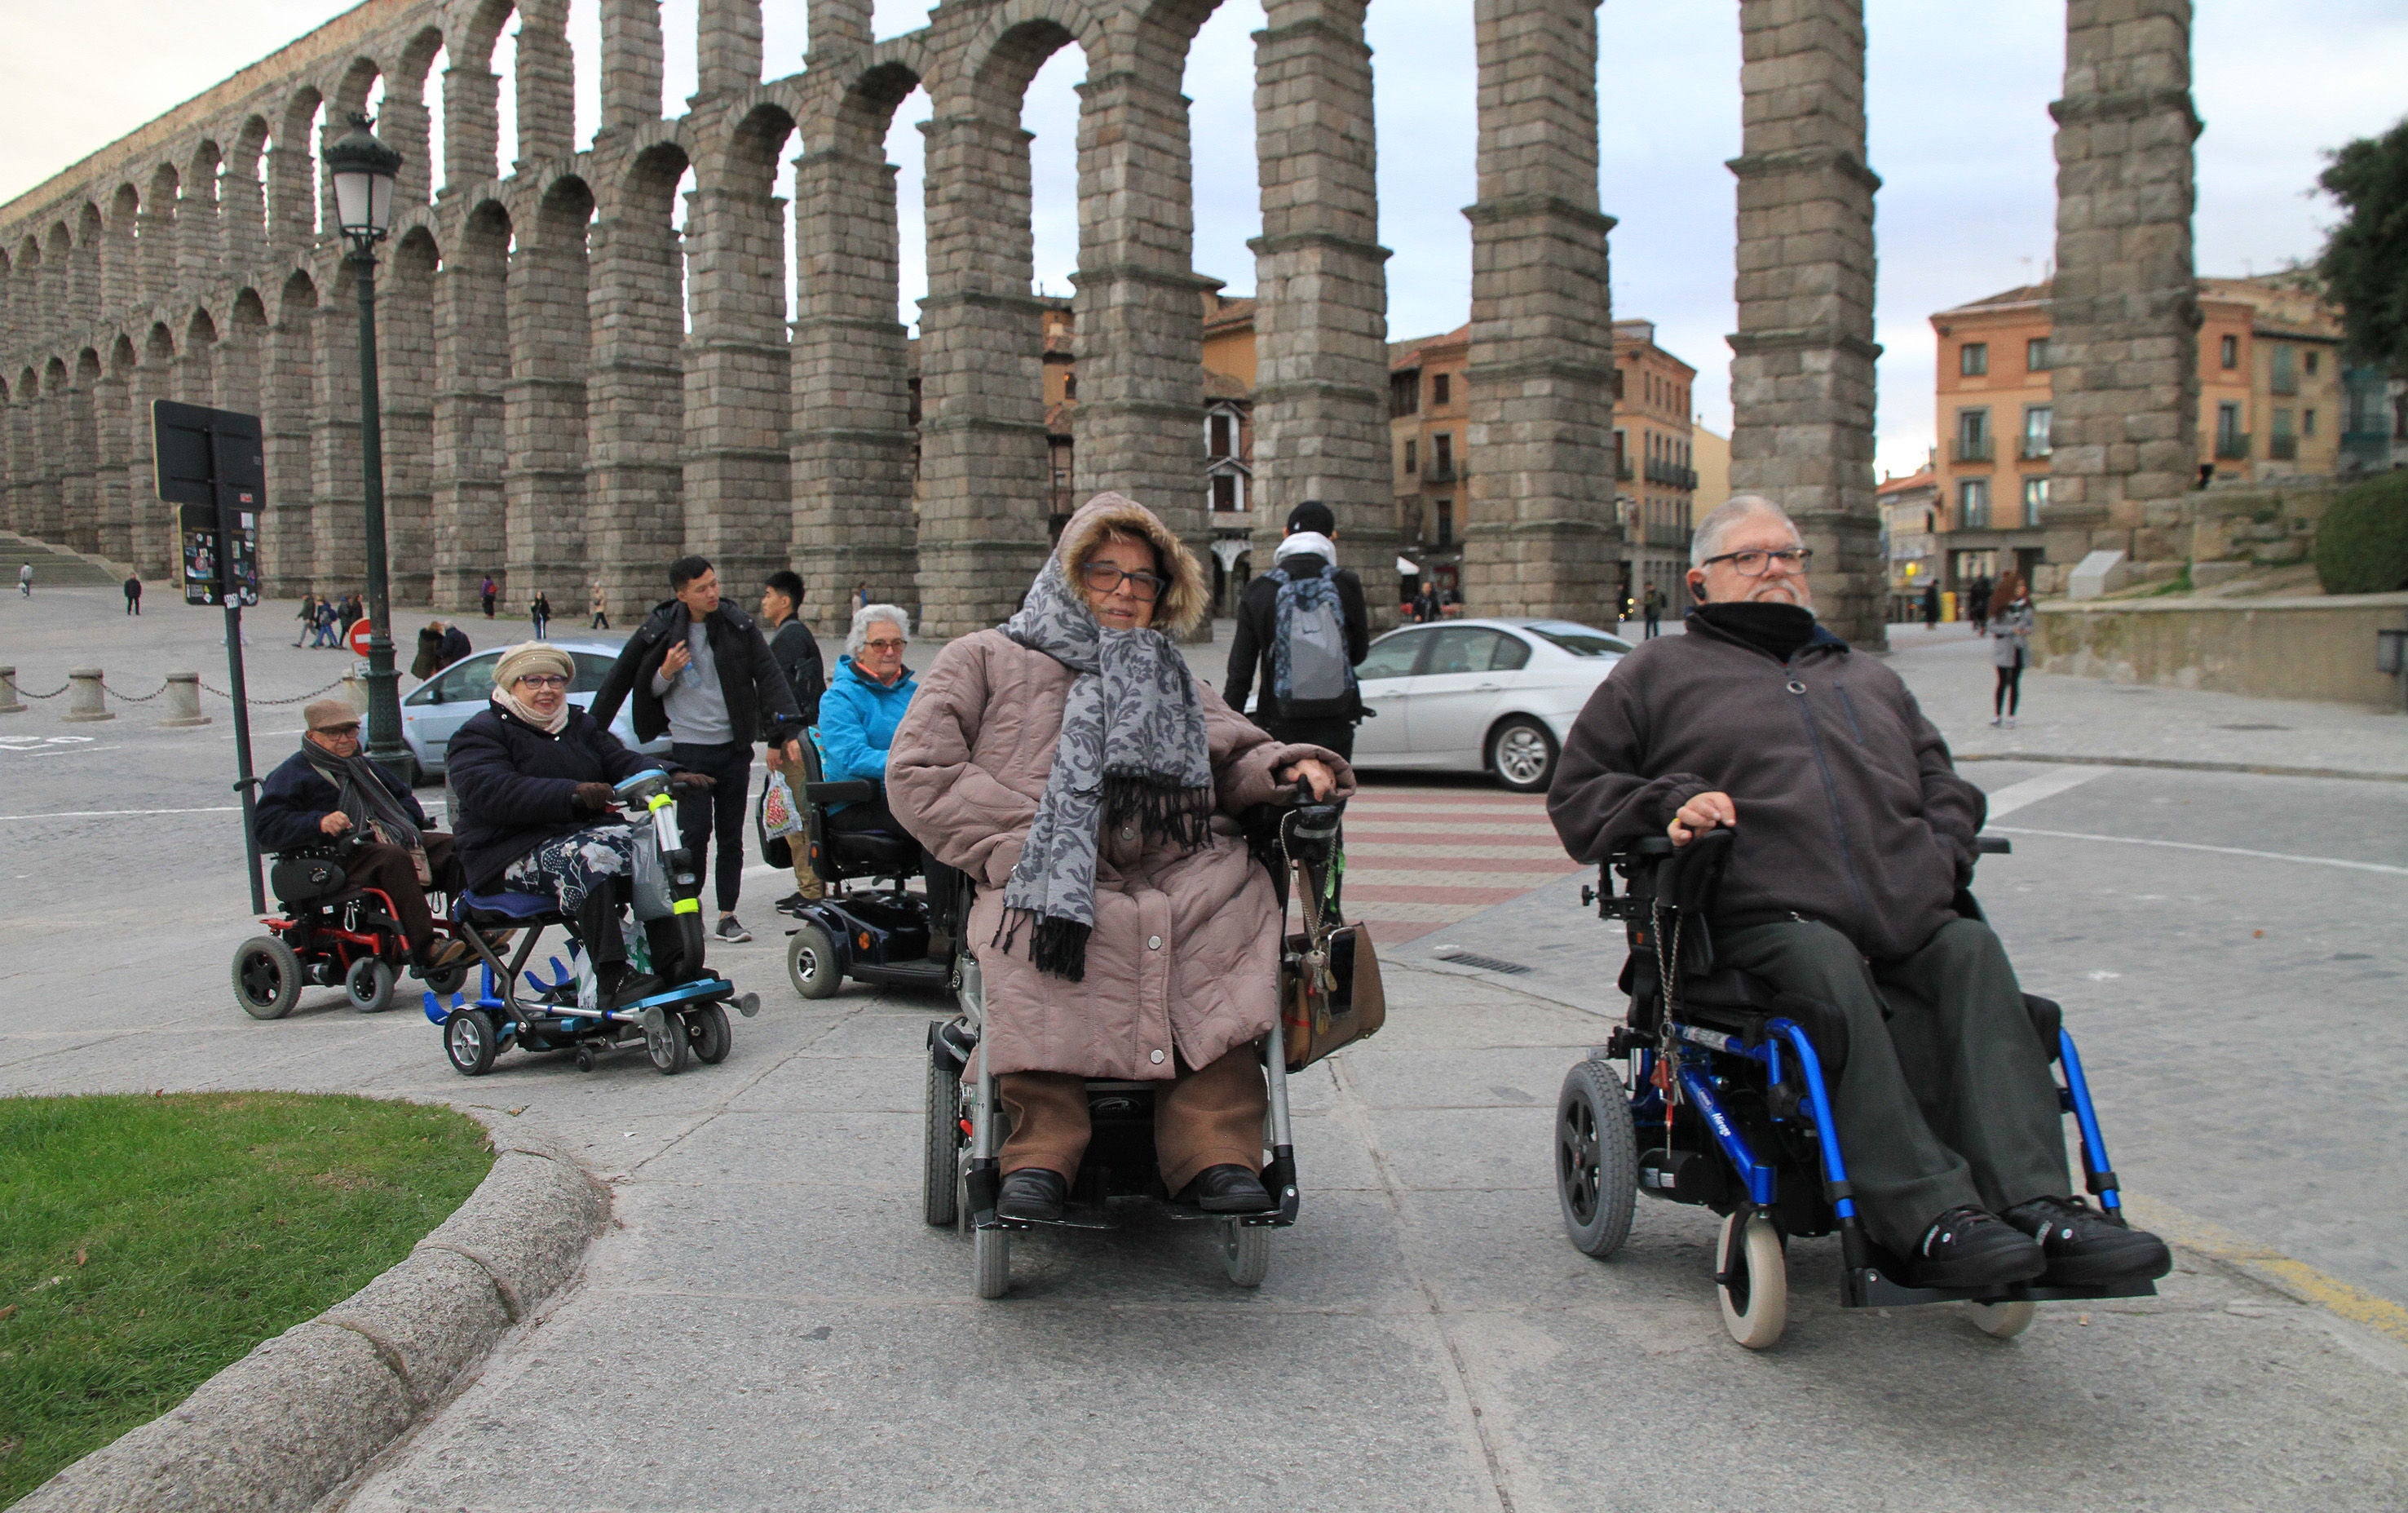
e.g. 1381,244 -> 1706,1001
515,674 -> 569,690
1080,562 -> 1165,602
863,638 -> 908,653
1699,546 -> 1814,577
318,724 -> 361,737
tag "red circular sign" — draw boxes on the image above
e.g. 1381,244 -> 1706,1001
347,619 -> 374,657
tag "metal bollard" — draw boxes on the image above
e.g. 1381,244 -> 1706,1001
0,666 -> 23,714
61,667 -> 114,722
159,670 -> 212,728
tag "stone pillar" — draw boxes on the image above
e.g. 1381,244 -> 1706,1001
504,195 -> 591,610
681,166 -> 792,599
136,204 -> 178,308
1726,0 -> 1884,647
515,0 -> 578,167
602,0 -> 665,128
1069,59 -> 1218,626
92,357 -> 131,564
6,390 -> 33,538
177,169 -> 221,285
127,340 -> 175,579
221,161 -> 267,268
2048,0 -> 2201,571
585,181 -> 688,618
1461,0 -> 1619,623
914,104 -> 1054,637
804,0 -> 868,60
444,68 -> 503,188
790,134 -> 917,624
159,672 -> 211,727
311,276 -> 365,594
60,361 -> 99,555
380,92 -> 435,211
29,370 -> 64,542
432,212 -> 511,610
267,144 -> 315,248
1251,0 -> 1398,627
382,243 -> 440,604
699,0 -> 767,95
261,290 -> 318,595
100,201 -> 140,312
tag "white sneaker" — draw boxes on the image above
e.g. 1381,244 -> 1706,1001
1989,716 -> 2003,727
714,916 -> 753,944
2004,716 -> 2017,728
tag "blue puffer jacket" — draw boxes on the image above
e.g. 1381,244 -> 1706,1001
817,657 -> 917,809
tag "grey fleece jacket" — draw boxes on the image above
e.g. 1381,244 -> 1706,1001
1545,614 -> 1987,961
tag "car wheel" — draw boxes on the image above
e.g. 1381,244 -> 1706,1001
1489,717 -> 1558,793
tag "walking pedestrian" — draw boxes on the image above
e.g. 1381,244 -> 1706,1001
1988,572 -> 2033,728
1920,580 -> 1941,630
294,593 -> 318,645
1412,582 -> 1440,624
852,580 -> 870,616
589,582 -> 609,630
124,573 -> 142,614
479,575 -> 497,618
758,568 -> 828,916
589,555 -> 806,945
16,562 -> 30,596
1968,573 -> 1993,635
529,591 -> 551,640
1642,582 -> 1664,639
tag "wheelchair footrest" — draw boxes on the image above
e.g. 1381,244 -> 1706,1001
1845,1267 -> 2160,1310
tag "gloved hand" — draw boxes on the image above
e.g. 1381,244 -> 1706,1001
571,781 -> 618,813
671,771 -> 715,790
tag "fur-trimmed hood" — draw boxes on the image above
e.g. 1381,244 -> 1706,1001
1049,491 -> 1211,635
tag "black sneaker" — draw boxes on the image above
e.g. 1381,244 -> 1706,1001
1177,1164 -> 1276,1214
773,892 -> 811,919
996,1168 -> 1067,1223
714,916 -> 753,945
2001,1195 -> 2173,1286
1903,1206 -> 2048,1290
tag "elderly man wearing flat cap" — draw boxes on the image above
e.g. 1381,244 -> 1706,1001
254,698 -> 471,975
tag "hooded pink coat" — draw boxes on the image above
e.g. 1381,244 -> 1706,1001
886,495 -> 1355,1082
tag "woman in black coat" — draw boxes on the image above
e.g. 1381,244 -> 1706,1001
447,644 -> 707,1005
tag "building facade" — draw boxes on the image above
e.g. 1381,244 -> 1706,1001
1876,463 -> 1938,604
1611,319 -> 1698,612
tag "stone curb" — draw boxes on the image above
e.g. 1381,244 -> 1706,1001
1955,750 -> 2408,784
17,1127 -> 610,1513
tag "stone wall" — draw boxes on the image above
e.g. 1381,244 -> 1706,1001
2037,592 -> 2408,709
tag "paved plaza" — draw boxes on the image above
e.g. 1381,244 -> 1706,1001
4,586 -> 2406,1509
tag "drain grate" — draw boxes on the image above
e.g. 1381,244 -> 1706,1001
1438,951 -> 1530,975
2214,723 -> 2291,731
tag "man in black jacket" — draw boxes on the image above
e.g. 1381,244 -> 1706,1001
758,569 -> 828,914
1548,496 -> 2169,1292
590,555 -> 805,944
1223,500 -> 1369,757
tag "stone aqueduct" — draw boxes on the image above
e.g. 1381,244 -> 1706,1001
0,0 -> 2199,645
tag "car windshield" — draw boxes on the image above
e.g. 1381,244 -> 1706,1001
1526,622 -> 1631,657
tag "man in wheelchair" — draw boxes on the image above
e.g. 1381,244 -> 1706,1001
255,699 -> 470,975
1549,496 -> 2168,1292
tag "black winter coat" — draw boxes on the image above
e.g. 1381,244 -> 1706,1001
254,746 -> 431,853
587,599 -> 803,749
769,619 -> 825,728
445,704 -> 653,892
1545,610 -> 1987,961
1222,553 -> 1369,721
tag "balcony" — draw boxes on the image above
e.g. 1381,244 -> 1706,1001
2271,372 -> 2299,397
1952,436 -> 1995,463
2215,431 -> 2251,460
1643,458 -> 1699,489
2018,436 -> 2052,461
1615,456 -> 1634,481
1424,462 -> 1457,485
2269,433 -> 2299,462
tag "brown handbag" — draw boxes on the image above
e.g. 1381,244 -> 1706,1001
1278,820 -> 1385,1073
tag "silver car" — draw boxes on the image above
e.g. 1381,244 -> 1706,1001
1348,619 -> 1631,792
398,639 -> 667,785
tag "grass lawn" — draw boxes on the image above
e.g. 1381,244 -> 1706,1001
0,1093 -> 494,1506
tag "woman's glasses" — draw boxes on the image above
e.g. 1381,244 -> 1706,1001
1080,562 -> 1165,602
515,674 -> 569,690
863,637 -> 908,653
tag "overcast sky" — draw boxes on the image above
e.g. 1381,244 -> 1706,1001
5,0 -> 2402,477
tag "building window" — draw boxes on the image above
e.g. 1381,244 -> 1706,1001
1208,413 -> 1232,459
2270,407 -> 2297,461
1955,407 -> 1992,462
2304,350 -> 2320,377
1612,428 -> 1628,479
1959,343 -> 1988,377
2021,405 -> 2052,460
2304,407 -> 2317,437
2021,476 -> 2048,525
2271,343 -> 2297,396
1432,431 -> 1453,477
1212,473 -> 1240,513
1403,438 -> 1417,476
2220,334 -> 2238,369
2026,337 -> 2051,371
2216,401 -> 2246,458
1958,477 -> 1990,529
1062,374 -> 1076,400
1434,499 -> 1454,546
1390,369 -> 1420,417
1432,372 -> 1451,408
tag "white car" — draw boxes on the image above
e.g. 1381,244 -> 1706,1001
398,639 -> 668,785
1347,618 -> 1631,792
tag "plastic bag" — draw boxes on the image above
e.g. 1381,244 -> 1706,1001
762,769 -> 806,841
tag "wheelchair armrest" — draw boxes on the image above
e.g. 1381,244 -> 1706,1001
804,780 -> 878,805
1623,836 -> 1676,859
1975,834 -> 2011,856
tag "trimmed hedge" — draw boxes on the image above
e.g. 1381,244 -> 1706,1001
2313,471 -> 2408,595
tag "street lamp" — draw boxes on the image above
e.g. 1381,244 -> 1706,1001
324,113 -> 409,776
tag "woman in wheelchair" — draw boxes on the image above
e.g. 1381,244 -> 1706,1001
815,601 -> 952,900
888,493 -> 1348,1223
447,644 -> 712,1011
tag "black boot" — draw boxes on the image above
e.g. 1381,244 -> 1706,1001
2000,1196 -> 2173,1285
1177,1165 -> 1275,1214
1902,1206 -> 2047,1290
996,1168 -> 1067,1223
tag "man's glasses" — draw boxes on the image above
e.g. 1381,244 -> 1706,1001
515,674 -> 570,690
1699,547 -> 1814,577
1080,562 -> 1165,602
319,724 -> 361,738
863,638 -> 908,653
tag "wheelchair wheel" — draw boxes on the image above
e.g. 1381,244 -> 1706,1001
1966,1300 -> 2036,1339
345,956 -> 396,1013
787,923 -> 842,1000
686,1002 -> 732,1064
422,958 -> 471,997
974,1225 -> 1011,1299
232,936 -> 303,1020
1219,1219 -> 1270,1288
923,1046 -> 962,1228
1556,1058 -> 1637,1259
1717,1210 -> 1787,1350
645,1013 -> 689,1075
444,1009 -> 499,1077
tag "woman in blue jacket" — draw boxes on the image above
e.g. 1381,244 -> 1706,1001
819,604 -> 920,842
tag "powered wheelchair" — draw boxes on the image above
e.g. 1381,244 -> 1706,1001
1554,826 -> 2153,1349
232,837 -> 467,1019
780,737 -> 961,1000
425,768 -> 758,1077
923,791 -> 1345,1299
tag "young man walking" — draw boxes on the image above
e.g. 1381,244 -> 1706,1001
758,569 -> 828,915
124,573 -> 142,614
591,555 -> 805,945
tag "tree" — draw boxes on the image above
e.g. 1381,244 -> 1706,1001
2317,115 -> 2408,372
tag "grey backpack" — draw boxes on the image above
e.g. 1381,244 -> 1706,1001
1270,568 -> 1356,719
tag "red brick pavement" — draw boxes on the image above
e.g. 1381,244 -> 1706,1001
1332,782 -> 1583,945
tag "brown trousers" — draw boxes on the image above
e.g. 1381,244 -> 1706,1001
1000,1043 -> 1269,1192
342,831 -> 460,953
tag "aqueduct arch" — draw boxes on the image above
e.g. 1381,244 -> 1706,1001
0,0 -> 2203,648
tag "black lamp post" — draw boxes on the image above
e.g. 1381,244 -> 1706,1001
324,113 -> 408,776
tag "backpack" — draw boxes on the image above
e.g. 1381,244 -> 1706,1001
1267,566 -> 1357,720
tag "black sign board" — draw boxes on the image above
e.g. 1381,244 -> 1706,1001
152,400 -> 265,607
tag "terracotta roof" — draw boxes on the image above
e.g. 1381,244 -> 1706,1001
1876,467 -> 1936,498
1203,368 -> 1252,401
1390,323 -> 1470,371
1937,282 -> 2052,315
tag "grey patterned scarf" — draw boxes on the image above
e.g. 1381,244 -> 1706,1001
996,557 -> 1213,980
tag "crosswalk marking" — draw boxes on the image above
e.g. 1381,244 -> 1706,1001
1337,786 -> 1581,944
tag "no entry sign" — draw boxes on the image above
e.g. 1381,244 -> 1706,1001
348,619 -> 374,657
